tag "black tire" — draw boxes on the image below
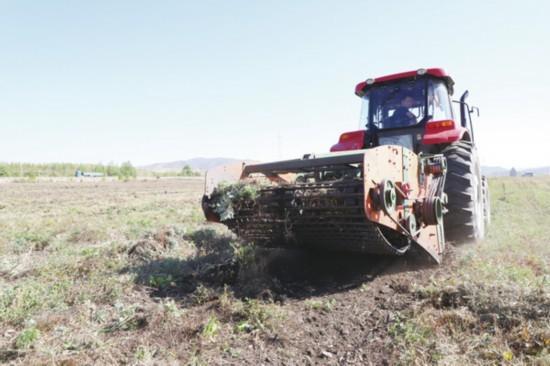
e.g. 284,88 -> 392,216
442,141 -> 485,243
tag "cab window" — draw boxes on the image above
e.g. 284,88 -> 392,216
428,80 -> 453,121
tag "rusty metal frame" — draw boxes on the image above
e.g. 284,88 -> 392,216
240,151 -> 366,177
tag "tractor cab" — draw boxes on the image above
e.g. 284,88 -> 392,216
329,68 -> 488,243
331,68 -> 471,154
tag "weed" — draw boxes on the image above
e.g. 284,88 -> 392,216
305,298 -> 337,312
0,280 -> 70,325
162,298 -> 183,317
135,345 -> 154,362
80,247 -> 99,257
389,316 -> 439,363
186,351 -> 207,366
233,243 -> 255,266
15,327 -> 40,349
218,285 -> 235,317
223,344 -> 241,358
192,284 -> 214,305
68,226 -> 106,244
202,316 -> 221,339
389,316 -> 432,345
11,231 -> 52,252
102,304 -> 148,333
148,274 -> 174,289
233,299 -> 280,333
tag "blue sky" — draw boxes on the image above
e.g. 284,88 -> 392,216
1,0 -> 549,168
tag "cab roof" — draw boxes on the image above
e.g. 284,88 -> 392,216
355,68 -> 454,97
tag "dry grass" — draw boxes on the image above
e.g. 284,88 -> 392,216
0,178 -> 288,365
0,177 -> 548,365
389,177 -> 550,365
0,179 -> 210,364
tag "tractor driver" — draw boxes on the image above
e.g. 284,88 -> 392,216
390,93 -> 418,127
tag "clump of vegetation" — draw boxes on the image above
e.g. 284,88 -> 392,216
148,274 -> 175,290
118,161 -> 137,179
162,298 -> 183,318
14,326 -> 40,349
213,289 -> 280,334
193,284 -> 216,305
233,243 -> 255,266
134,345 -> 155,362
206,181 -> 262,221
305,298 -> 337,313
202,316 -> 221,339
232,299 -> 282,333
128,225 -> 187,261
179,165 -> 201,177
389,315 -> 438,363
102,303 -> 148,333
12,231 -> 53,252
0,280 -> 71,326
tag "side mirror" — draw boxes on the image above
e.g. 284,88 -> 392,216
469,106 -> 480,117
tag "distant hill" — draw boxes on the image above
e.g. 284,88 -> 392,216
139,158 -> 246,172
482,166 -> 510,177
482,166 -> 550,177
526,166 -> 550,175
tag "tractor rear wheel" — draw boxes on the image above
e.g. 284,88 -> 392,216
482,176 -> 491,229
442,141 -> 485,243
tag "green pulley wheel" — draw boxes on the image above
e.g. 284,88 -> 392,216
380,179 -> 397,214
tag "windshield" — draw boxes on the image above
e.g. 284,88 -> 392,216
360,79 -> 428,129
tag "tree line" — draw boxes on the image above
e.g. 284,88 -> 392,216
0,162 -> 137,178
0,162 -> 201,178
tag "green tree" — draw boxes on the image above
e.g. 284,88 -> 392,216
106,164 -> 120,177
119,161 -> 137,178
180,165 -> 196,176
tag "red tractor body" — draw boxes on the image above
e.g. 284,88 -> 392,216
202,68 -> 490,263
333,68 -> 471,152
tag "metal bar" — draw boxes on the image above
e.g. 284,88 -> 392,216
241,152 -> 365,176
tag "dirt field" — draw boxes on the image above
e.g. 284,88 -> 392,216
0,177 -> 548,365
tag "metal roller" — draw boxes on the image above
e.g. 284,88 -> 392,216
202,145 -> 447,263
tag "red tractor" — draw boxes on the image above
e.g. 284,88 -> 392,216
202,68 -> 490,262
334,68 -> 489,243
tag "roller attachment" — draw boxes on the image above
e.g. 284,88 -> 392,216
203,145 -> 448,263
